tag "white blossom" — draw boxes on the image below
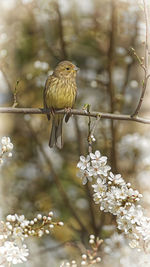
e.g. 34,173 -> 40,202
0,136 -> 13,165
15,215 -> 29,228
77,150 -> 150,251
108,172 -> 125,186
77,155 -> 90,170
89,161 -> 111,177
0,241 -> 29,264
90,150 -> 102,162
0,211 -> 63,265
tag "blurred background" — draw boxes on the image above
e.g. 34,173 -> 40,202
0,0 -> 150,266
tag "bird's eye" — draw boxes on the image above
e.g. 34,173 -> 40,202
66,67 -> 70,70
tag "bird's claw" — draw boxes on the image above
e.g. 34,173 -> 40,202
65,107 -> 72,123
65,107 -> 72,114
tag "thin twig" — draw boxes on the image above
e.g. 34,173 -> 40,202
1,107 -> 150,124
90,117 -> 101,138
132,0 -> 150,116
74,113 -> 100,237
86,115 -> 101,236
12,80 -> 20,108
131,47 -> 146,71
88,116 -> 101,154
87,106 -> 92,154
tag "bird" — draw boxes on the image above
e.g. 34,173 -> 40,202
43,60 -> 79,149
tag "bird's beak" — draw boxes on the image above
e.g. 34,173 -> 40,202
74,66 -> 80,71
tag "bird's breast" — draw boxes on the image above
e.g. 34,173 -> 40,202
46,78 -> 77,109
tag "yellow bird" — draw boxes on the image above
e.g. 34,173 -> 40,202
43,61 -> 78,149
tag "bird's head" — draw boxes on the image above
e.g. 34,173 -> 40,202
53,61 -> 79,80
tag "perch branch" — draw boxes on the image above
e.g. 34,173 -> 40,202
1,107 -> 150,124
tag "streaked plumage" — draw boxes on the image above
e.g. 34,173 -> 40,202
43,61 -> 78,149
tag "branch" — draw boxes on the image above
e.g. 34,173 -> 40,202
86,115 -> 101,236
1,107 -> 150,124
132,0 -> 150,116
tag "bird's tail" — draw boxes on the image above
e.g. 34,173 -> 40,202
49,114 -> 64,149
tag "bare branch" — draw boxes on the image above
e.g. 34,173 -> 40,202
12,80 -> 20,108
88,115 -> 101,154
1,107 -> 150,124
132,0 -> 150,116
86,113 -> 101,236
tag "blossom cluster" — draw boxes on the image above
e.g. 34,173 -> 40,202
77,151 -> 111,185
77,150 -> 150,252
0,212 -> 64,266
60,235 -> 102,267
0,137 -> 13,165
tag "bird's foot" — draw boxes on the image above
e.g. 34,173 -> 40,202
65,107 -> 72,123
65,107 -> 72,114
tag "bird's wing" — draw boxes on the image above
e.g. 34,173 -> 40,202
43,75 -> 53,120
